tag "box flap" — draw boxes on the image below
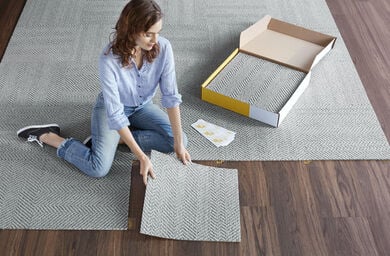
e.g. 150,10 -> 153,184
240,15 -> 272,47
240,15 -> 336,72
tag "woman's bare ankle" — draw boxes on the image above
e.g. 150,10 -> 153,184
39,132 -> 65,148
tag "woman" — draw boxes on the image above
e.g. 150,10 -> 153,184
17,0 -> 191,185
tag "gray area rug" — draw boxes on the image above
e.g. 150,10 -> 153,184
141,151 -> 241,242
2,0 -> 389,162
0,0 -> 389,228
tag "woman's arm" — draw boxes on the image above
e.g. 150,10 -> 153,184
167,106 -> 191,164
117,127 -> 155,185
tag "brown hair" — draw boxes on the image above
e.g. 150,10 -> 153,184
109,0 -> 162,67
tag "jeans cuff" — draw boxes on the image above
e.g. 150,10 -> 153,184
57,138 -> 75,159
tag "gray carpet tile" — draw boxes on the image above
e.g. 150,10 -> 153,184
0,149 -> 133,230
141,151 -> 241,242
206,52 -> 306,112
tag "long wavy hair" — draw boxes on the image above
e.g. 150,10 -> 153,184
109,0 -> 162,67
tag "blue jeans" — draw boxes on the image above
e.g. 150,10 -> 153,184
57,93 -> 187,177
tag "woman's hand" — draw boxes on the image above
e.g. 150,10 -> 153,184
117,127 -> 155,186
174,142 -> 191,165
139,155 -> 155,186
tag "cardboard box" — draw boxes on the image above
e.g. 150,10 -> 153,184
201,15 -> 336,127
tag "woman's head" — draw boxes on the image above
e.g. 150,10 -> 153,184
110,0 -> 163,67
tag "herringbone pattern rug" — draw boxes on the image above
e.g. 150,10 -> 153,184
141,151 -> 240,242
1,0 -> 389,229
0,0 -> 134,229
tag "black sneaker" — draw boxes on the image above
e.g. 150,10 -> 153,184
17,124 -> 60,147
83,135 -> 92,148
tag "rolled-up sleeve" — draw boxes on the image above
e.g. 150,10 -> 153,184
99,53 -> 130,130
159,41 -> 182,108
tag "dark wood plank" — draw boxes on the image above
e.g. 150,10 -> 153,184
0,0 -> 27,61
365,161 -> 390,255
237,161 -> 269,207
322,217 -> 379,256
241,206 -> 281,256
309,161 -> 380,218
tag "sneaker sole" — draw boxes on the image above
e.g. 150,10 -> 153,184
16,123 -> 60,136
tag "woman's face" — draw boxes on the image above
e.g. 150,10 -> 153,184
135,19 -> 162,51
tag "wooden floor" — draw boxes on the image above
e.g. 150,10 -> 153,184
1,0 -> 389,255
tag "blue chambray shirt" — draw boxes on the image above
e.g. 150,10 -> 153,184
98,36 -> 182,130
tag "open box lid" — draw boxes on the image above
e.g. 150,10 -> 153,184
239,15 -> 336,73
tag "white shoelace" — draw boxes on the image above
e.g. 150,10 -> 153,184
27,135 -> 44,147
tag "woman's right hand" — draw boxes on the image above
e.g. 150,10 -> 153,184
139,155 -> 155,186
117,127 -> 156,186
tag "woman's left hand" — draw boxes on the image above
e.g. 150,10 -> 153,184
175,143 -> 191,165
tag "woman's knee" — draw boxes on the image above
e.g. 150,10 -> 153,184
89,163 -> 111,178
87,154 -> 113,178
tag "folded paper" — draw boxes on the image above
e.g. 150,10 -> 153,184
191,119 -> 236,147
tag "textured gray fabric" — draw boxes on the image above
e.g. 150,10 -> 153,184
206,52 -> 306,112
1,0 -> 389,231
1,0 -> 385,235
0,0 -> 134,229
153,0 -> 390,160
141,151 -> 241,242
0,3 -> 388,228
0,103 -> 135,230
